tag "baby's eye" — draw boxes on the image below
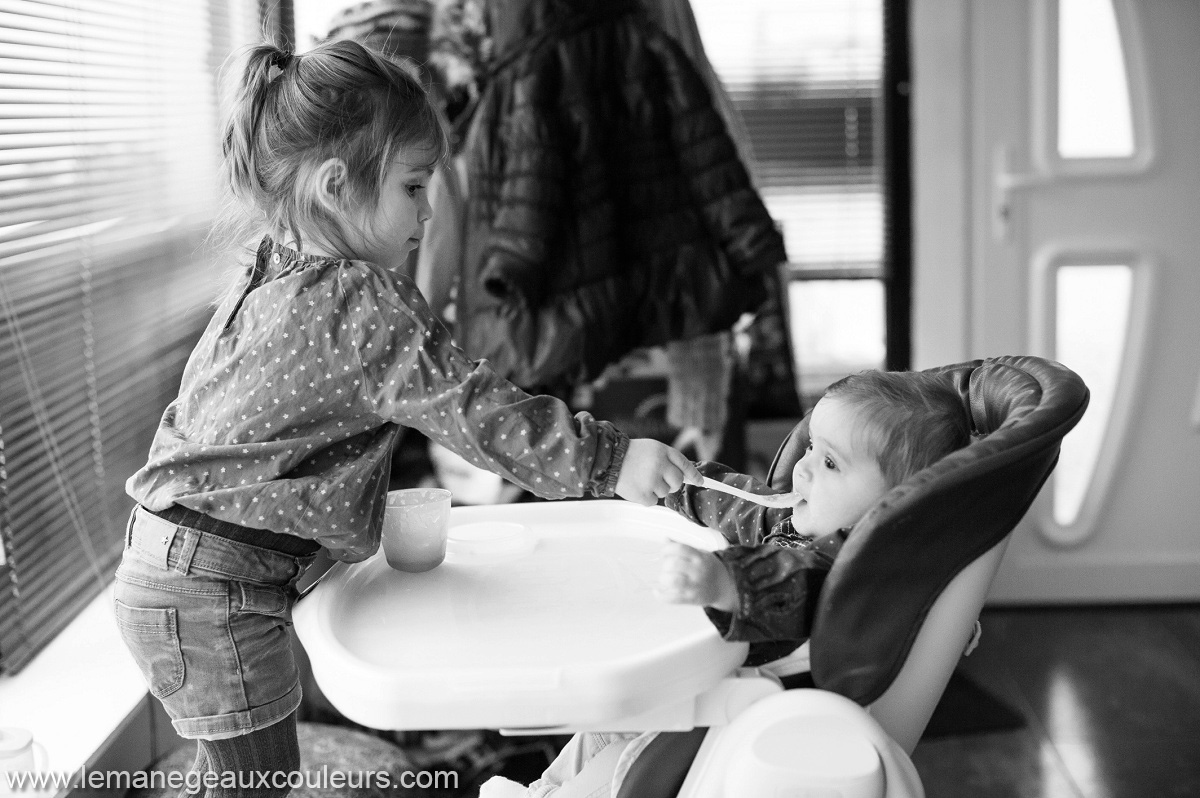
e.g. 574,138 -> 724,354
406,183 -> 426,197
823,456 -> 837,471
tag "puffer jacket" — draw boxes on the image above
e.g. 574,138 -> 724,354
456,0 -> 787,392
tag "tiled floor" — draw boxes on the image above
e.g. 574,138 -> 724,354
912,605 -> 1200,798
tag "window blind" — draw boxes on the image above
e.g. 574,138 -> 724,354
690,0 -> 883,276
0,0 -> 261,674
690,0 -> 889,402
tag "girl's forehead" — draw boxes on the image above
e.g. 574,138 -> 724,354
394,162 -> 434,180
390,142 -> 439,171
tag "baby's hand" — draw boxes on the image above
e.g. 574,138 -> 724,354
614,439 -> 703,506
655,541 -> 739,612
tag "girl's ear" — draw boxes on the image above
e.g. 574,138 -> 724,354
312,157 -> 348,215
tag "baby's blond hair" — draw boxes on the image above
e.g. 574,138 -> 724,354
823,370 -> 972,487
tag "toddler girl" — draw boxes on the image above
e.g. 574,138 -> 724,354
114,39 -> 699,796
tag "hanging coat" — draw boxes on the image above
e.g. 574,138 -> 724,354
455,0 -> 787,392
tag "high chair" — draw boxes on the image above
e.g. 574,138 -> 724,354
614,354 -> 1090,798
293,355 -> 1087,798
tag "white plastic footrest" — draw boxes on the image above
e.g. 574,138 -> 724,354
677,689 -> 925,798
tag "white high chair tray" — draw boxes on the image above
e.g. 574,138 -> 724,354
293,500 -> 748,731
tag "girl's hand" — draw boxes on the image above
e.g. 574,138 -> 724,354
614,438 -> 703,506
655,541 -> 739,612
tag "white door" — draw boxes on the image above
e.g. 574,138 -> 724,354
918,0 -> 1200,601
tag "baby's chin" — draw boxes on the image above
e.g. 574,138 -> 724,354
788,503 -> 836,538
789,502 -> 814,532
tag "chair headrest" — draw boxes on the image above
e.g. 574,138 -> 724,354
765,356 -> 1089,704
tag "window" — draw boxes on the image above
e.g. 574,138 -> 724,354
0,0 -> 260,673
1052,263 -> 1132,527
690,0 -> 901,405
1036,0 -> 1149,540
1057,0 -> 1135,159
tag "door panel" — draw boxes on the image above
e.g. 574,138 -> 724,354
972,0 -> 1200,601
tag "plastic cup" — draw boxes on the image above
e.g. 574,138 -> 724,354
382,488 -> 452,572
1,727 -> 49,795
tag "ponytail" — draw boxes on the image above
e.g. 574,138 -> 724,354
221,43 -> 289,215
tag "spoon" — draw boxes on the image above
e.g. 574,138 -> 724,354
699,476 -> 801,508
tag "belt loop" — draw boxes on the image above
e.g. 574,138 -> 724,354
125,508 -> 137,549
174,528 -> 201,575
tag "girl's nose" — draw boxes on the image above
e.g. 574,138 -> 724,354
418,193 -> 433,223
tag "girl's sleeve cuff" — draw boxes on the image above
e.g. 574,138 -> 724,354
591,422 -> 630,497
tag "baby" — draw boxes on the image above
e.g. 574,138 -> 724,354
481,369 -> 972,798
656,367 -> 972,652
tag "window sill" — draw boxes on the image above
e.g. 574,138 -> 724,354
0,582 -> 149,792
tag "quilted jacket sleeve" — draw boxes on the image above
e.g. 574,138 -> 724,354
648,32 -> 789,279
473,72 -> 566,310
703,528 -> 847,645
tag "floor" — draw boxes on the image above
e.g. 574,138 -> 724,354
167,605 -> 1200,797
911,605 -> 1200,798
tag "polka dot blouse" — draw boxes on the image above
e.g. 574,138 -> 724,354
126,238 -> 629,562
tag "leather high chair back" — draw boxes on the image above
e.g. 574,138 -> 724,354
618,355 -> 1089,797
766,355 -> 1088,751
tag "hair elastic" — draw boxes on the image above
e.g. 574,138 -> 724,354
267,49 -> 294,82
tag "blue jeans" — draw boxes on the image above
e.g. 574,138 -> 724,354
113,506 -> 317,741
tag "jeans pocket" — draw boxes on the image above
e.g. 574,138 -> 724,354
228,582 -> 299,710
114,599 -> 185,699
